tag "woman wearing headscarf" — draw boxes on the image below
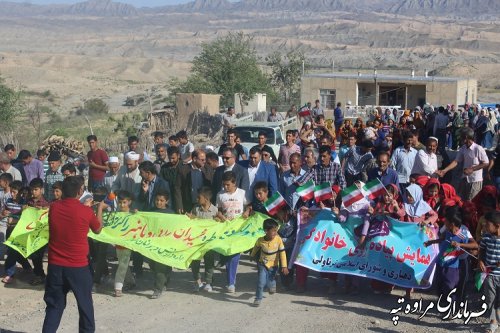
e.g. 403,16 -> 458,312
353,117 -> 365,144
451,110 -> 464,150
440,183 -> 463,207
483,109 -> 498,150
424,178 -> 441,211
472,185 -> 498,217
474,109 -> 489,145
403,184 -> 438,226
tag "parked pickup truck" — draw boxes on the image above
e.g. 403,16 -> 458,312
232,115 -> 298,158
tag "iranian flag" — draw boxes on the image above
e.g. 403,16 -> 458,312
441,247 -> 465,263
341,183 -> 365,207
475,267 -> 492,291
362,179 -> 387,200
297,180 -> 315,201
264,192 -> 287,216
298,105 -> 311,117
314,182 -> 333,202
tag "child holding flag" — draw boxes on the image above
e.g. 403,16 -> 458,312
424,206 -> 477,299
250,219 -> 288,307
479,211 -> 500,333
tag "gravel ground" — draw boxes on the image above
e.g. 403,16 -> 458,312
0,254 -> 489,333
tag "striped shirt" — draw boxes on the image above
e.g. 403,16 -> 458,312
480,233 -> 500,276
250,235 -> 287,269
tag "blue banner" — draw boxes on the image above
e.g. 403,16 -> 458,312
291,209 -> 439,289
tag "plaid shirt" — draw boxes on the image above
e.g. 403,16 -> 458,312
44,169 -> 64,202
297,161 -> 346,189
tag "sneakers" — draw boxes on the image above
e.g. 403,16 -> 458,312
150,289 -> 163,299
193,282 -> 204,292
203,283 -> 213,292
269,287 -> 276,295
253,299 -> 261,307
226,285 -> 236,293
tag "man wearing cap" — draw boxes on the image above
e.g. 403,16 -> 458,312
111,152 -> 142,201
342,139 -> 376,186
411,137 -> 439,177
104,156 -> 120,192
44,151 -> 65,202
87,135 -> 109,192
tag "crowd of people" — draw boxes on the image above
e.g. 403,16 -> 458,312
1,101 -> 500,332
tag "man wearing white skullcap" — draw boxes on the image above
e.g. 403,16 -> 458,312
104,156 -> 120,192
111,152 -> 142,200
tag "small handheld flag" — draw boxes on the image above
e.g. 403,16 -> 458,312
264,192 -> 288,216
314,182 -> 333,202
297,180 -> 315,201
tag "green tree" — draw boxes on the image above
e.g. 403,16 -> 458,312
77,98 -> 109,115
170,32 -> 270,110
266,50 -> 305,104
0,77 -> 23,131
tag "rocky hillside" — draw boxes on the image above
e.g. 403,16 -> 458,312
0,0 -> 498,17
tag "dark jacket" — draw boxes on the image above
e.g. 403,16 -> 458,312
211,163 -> 250,203
174,164 -> 212,213
138,176 -> 171,212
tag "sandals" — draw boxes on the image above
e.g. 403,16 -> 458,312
1,276 -> 13,284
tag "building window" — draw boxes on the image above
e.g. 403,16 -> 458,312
320,89 -> 336,109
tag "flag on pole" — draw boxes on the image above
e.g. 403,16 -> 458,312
440,247 -> 465,264
314,182 -> 332,202
297,180 -> 315,201
341,183 -> 365,207
475,267 -> 492,291
298,105 -> 311,117
264,192 -> 287,216
362,179 -> 387,200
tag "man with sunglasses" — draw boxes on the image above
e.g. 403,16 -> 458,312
211,148 -> 249,203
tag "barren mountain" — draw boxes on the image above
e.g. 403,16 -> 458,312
0,0 -> 498,116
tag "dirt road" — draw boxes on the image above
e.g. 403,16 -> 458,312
0,256 -> 486,333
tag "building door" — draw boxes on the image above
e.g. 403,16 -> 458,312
379,86 -> 405,107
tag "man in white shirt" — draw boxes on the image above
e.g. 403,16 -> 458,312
312,99 -> 324,118
411,137 -> 438,177
0,152 -> 22,182
111,152 -> 142,202
390,131 -> 417,191
177,130 -> 195,164
104,156 -> 120,192
437,127 -> 489,200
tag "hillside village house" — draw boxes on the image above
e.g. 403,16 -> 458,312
301,71 -> 477,110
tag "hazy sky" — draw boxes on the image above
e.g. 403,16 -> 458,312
1,0 -> 193,7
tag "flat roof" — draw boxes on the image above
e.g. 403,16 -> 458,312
302,72 -> 473,83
